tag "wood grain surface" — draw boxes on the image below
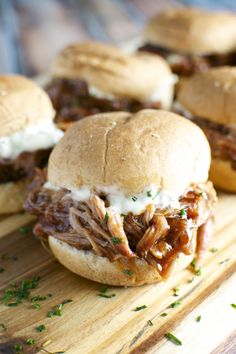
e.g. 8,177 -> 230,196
1,0 -> 236,76
0,193 -> 235,354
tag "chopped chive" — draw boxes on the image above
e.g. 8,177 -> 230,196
160,312 -> 168,317
104,212 -> 109,224
195,268 -> 202,276
62,299 -> 73,305
36,324 -> 46,332
196,315 -> 201,322
147,190 -> 152,197
191,258 -> 196,267
2,276 -> 40,306
170,300 -> 181,308
31,294 -> 52,302
180,208 -> 187,218
132,196 -> 138,202
26,338 -> 36,345
13,344 -> 23,352
219,258 -> 230,265
120,213 -> 127,218
111,237 -> 122,244
19,226 -> 31,234
32,303 -> 41,310
173,287 -> 179,296
148,320 -> 153,326
133,305 -> 147,311
165,332 -> 182,346
123,269 -> 134,276
99,286 -> 108,294
231,304 -> 236,309
48,300 -> 72,317
98,293 -> 116,298
209,247 -> 218,253
0,323 -> 7,331
47,309 -> 55,318
198,192 -> 204,197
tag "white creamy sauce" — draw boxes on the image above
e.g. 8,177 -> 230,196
149,74 -> 178,109
44,182 -> 181,215
0,121 -> 64,159
88,75 -> 177,110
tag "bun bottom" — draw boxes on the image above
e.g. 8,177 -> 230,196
209,159 -> 236,193
0,179 -> 29,214
49,232 -> 196,286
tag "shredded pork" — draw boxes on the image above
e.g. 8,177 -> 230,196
24,170 -> 217,277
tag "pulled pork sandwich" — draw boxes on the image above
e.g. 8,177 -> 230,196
0,75 -> 63,214
139,8 -> 236,76
46,41 -> 176,130
24,110 -> 217,286
176,67 -> 236,192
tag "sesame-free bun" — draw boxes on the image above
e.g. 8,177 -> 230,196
0,74 -> 55,136
51,41 -> 174,106
145,8 -> 236,55
0,179 -> 29,214
209,159 -> 236,192
177,67 -> 236,124
49,233 -> 196,286
48,109 -> 211,196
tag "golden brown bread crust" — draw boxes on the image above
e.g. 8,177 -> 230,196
177,67 -> 236,124
49,235 -> 196,286
0,179 -> 29,214
51,41 -> 174,104
145,8 -> 236,55
209,159 -> 236,192
48,109 -> 211,195
0,75 -> 55,136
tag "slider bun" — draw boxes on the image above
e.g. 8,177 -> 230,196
51,41 -> 174,104
0,74 -> 55,136
145,8 -> 236,55
0,179 -> 29,214
177,67 -> 236,124
209,159 -> 236,192
48,109 -> 210,196
49,234 -> 196,286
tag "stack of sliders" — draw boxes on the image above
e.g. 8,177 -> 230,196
0,75 -> 63,214
177,67 -> 236,192
46,41 -> 176,130
139,7 -> 236,76
24,110 -> 217,286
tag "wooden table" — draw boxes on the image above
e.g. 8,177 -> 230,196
0,0 -> 236,76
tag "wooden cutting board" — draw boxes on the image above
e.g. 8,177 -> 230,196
0,192 -> 236,354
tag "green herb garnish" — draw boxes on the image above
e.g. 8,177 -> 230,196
98,293 -> 116,298
160,312 -> 168,317
196,315 -> 201,322
47,299 -> 72,317
123,269 -> 134,276
19,226 -> 31,234
231,304 -> 236,309
195,268 -> 202,276
13,344 -> 23,352
111,237 -> 121,244
31,294 -> 52,302
99,286 -> 108,293
148,320 -> 153,326
147,190 -> 152,197
26,338 -> 36,345
173,287 -> 179,296
165,332 -> 182,346
2,276 -> 40,306
0,323 -> 7,331
36,324 -> 46,332
132,196 -> 138,202
180,208 -> 187,218
199,192 -> 204,197
209,247 -> 218,253
134,305 -> 147,311
32,303 -> 41,310
120,213 -> 127,218
219,258 -> 230,265
191,259 -> 202,276
104,212 -> 109,224
170,300 -> 181,308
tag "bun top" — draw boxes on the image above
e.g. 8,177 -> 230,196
0,75 -> 55,136
177,66 -> 236,124
48,109 -> 210,196
51,41 -> 174,103
145,8 -> 236,55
